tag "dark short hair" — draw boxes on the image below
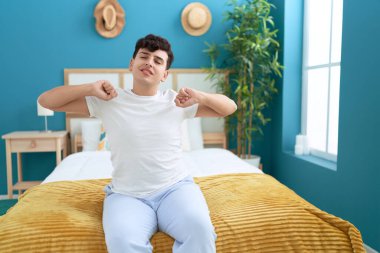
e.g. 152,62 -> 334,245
132,34 -> 174,70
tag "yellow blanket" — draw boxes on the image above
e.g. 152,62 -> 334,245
0,173 -> 364,252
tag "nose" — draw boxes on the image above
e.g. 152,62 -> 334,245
146,58 -> 153,67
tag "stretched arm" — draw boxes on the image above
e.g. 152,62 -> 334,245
38,80 -> 117,115
175,87 -> 237,117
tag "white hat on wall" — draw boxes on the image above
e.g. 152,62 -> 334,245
94,0 -> 125,39
181,2 -> 212,36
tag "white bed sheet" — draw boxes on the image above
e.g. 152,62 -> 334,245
42,148 -> 262,184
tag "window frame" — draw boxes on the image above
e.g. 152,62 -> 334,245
301,0 -> 342,162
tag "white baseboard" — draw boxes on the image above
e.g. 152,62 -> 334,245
365,243 -> 379,253
0,194 -> 18,200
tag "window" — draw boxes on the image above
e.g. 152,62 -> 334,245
302,0 -> 343,162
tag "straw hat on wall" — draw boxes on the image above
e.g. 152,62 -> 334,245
94,0 -> 125,38
181,2 -> 212,36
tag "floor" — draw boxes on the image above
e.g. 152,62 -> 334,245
0,199 -> 18,216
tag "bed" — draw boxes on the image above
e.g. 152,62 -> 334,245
0,69 -> 365,252
0,151 -> 364,252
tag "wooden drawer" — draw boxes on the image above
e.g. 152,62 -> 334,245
10,138 -> 58,152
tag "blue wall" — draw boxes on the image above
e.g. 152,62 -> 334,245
1,0 -> 378,250
0,0 -> 274,191
0,0 -> 231,193
271,0 -> 380,250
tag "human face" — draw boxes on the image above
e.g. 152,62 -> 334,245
129,48 -> 169,86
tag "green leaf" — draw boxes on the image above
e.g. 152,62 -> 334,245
203,0 -> 282,152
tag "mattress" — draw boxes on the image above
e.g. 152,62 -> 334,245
42,148 -> 263,184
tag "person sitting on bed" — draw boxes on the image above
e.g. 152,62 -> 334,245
38,34 -> 237,253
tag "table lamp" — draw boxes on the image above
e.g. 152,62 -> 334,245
37,101 -> 54,132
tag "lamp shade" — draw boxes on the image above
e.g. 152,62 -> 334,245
37,101 -> 54,116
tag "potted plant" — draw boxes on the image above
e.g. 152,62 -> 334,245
204,0 -> 283,162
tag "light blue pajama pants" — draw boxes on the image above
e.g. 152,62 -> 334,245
102,176 -> 217,253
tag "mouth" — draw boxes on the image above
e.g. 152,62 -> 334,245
140,67 -> 153,76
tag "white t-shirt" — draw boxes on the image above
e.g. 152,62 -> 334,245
85,88 -> 199,197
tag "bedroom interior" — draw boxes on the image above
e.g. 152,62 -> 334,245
0,0 -> 378,252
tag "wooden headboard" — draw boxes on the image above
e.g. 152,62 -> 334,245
64,68 -> 228,153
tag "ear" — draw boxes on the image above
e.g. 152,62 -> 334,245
129,59 -> 134,71
161,70 -> 169,83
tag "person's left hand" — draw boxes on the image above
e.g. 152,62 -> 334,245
175,87 -> 204,107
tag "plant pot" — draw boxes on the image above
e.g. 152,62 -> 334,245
240,154 -> 261,168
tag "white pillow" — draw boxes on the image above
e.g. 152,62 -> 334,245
81,118 -> 202,152
181,120 -> 191,151
181,117 -> 204,151
81,120 -> 102,151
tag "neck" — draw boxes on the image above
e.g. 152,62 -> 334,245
131,83 -> 159,96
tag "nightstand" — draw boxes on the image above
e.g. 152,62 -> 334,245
2,131 -> 68,199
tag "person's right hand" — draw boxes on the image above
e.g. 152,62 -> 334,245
91,80 -> 118,101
